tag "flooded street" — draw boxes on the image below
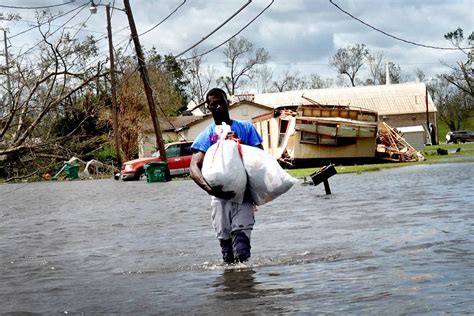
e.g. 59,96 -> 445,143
1,162 -> 473,314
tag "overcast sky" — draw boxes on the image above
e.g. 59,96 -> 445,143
2,0 -> 473,89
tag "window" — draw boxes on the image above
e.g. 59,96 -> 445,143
240,106 -> 248,116
278,119 -> 289,147
166,145 -> 180,158
337,137 -> 356,145
319,135 -> 337,145
181,143 -> 193,156
301,131 -> 318,144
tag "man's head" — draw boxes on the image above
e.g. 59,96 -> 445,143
206,88 -> 230,125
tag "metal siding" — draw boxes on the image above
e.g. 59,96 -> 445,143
253,82 -> 436,115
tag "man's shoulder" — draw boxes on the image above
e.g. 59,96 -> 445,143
232,119 -> 253,127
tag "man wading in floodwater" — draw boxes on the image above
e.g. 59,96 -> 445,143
190,88 -> 263,264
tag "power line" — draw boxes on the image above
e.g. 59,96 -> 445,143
181,0 -> 274,61
0,1 -> 75,10
174,0 -> 252,58
329,0 -> 467,51
139,0 -> 187,37
17,18 -> 105,35
14,3 -> 89,60
9,1 -> 90,39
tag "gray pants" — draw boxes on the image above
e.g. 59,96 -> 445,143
211,197 -> 256,240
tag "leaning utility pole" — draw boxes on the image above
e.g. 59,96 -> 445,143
2,29 -> 12,110
106,3 -> 122,167
123,0 -> 168,167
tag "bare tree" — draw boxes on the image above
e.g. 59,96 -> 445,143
251,64 -> 273,93
0,14 -> 105,179
329,43 -> 369,87
428,28 -> 474,132
366,51 -> 385,85
219,36 -> 269,95
308,74 -> 327,89
272,69 -> 308,92
414,68 -> 426,82
184,49 -> 216,106
380,62 -> 402,84
443,28 -> 474,97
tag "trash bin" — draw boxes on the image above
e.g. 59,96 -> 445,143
64,162 -> 80,179
144,162 -> 170,183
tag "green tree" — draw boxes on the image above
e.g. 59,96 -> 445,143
146,48 -> 189,116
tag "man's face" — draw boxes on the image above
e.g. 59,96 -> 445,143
207,94 -> 230,123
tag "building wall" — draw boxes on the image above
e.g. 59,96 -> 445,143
379,112 -> 436,128
254,117 -> 287,157
379,112 -> 437,144
138,131 -> 178,158
399,131 -> 425,153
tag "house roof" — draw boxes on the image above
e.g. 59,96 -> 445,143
252,82 -> 437,115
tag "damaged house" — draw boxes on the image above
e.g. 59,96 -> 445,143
250,82 -> 436,166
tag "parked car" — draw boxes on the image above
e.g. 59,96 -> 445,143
446,130 -> 474,144
121,141 -> 193,180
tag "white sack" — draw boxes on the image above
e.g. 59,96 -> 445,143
202,139 -> 247,203
241,145 -> 298,205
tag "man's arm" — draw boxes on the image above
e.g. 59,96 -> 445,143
190,150 -> 236,200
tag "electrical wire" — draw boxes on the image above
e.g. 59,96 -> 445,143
70,13 -> 93,39
9,1 -> 90,39
174,0 -> 252,58
181,0 -> 274,60
329,0 -> 469,51
14,3 -> 89,60
139,0 -> 186,37
0,1 -> 75,10
18,18 -> 105,35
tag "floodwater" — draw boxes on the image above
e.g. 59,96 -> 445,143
1,162 -> 473,314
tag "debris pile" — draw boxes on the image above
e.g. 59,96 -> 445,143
376,122 -> 425,162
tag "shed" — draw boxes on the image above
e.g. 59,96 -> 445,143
396,125 -> 426,153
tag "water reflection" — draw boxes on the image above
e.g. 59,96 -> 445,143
213,268 -> 294,301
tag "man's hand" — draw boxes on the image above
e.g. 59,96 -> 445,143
226,131 -> 239,140
209,185 -> 236,200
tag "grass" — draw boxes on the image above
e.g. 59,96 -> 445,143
425,143 -> 474,150
286,143 -> 474,178
436,115 -> 474,141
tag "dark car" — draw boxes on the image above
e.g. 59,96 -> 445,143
446,130 -> 474,144
120,141 -> 193,180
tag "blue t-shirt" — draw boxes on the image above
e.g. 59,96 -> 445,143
191,119 -> 263,153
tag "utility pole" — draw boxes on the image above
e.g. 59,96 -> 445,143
106,4 -> 122,167
2,29 -> 12,113
425,86 -> 429,129
123,0 -> 169,171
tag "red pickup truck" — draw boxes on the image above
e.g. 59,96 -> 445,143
120,141 -> 193,181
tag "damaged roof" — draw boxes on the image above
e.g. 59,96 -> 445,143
252,82 -> 437,115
